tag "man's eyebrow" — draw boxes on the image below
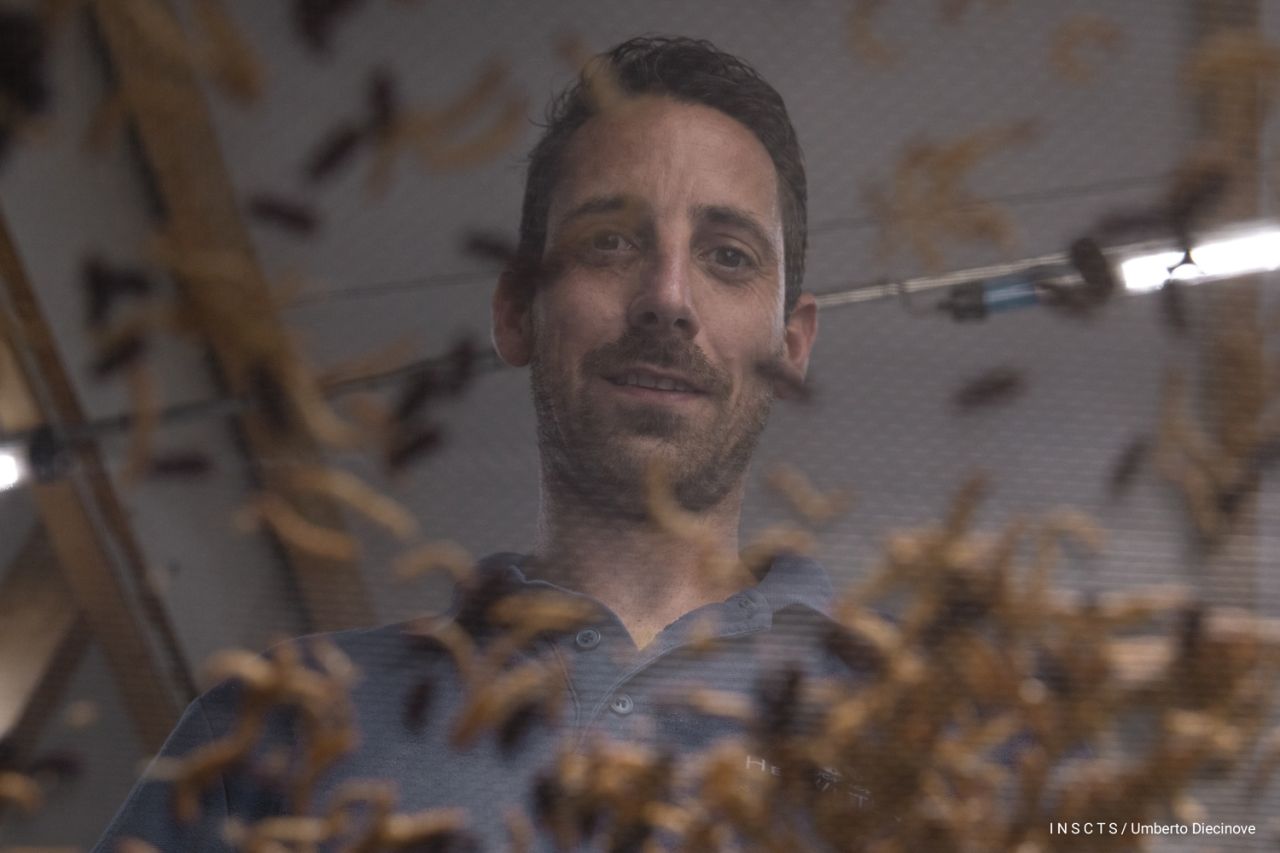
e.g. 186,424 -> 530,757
555,194 -> 636,228
694,204 -> 780,262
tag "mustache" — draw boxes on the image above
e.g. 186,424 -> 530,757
581,330 -> 732,399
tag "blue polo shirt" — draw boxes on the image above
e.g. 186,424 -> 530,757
92,552 -> 866,851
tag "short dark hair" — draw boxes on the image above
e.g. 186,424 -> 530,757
516,36 -> 808,316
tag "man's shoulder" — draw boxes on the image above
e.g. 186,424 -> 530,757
245,552 -> 538,701
294,619 -> 421,663
754,552 -> 839,618
274,551 -> 531,665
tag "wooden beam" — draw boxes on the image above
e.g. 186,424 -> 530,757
89,0 -> 374,633
0,216 -> 185,753
0,526 -> 87,752
0,304 -> 71,749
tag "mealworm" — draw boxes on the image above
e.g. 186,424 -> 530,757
667,689 -> 755,723
1068,236 -> 1116,306
386,423 -> 444,471
738,524 -> 817,577
246,194 -> 320,235
63,699 -> 100,730
403,678 -> 435,732
244,361 -> 295,434
1160,278 -> 1190,335
765,463 -> 852,524
288,463 -> 419,540
404,619 -> 477,685
870,122 -> 1036,272
0,770 -> 43,813
1107,435 -> 1150,498
317,339 -> 418,391
485,590 -> 600,640
555,34 -> 626,112
305,121 -> 368,183
236,492 -> 361,561
404,60 -> 509,140
1247,726 -> 1280,795
449,659 -> 561,749
392,540 -> 473,583
348,806 -> 473,852
460,229 -> 518,266
952,366 -> 1025,411
644,456 -> 710,544
504,807 -> 535,853
222,813 -> 337,850
292,0 -> 367,54
391,369 -> 444,424
91,330 -> 149,377
1184,29 -> 1280,153
0,10 -> 50,122
419,93 -> 527,173
274,357 -> 361,448
115,840 -> 163,853
84,257 -> 153,329
366,66 -> 398,134
153,642 -> 359,822
846,0 -> 897,68
149,450 -> 214,478
193,0 -> 263,104
1049,14 -> 1125,84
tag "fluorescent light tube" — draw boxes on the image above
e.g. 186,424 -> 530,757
0,445 -> 26,492
1120,227 -> 1280,293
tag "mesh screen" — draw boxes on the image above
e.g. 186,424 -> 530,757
1,0 -> 1279,849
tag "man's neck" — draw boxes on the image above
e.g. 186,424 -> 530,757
528,479 -> 755,650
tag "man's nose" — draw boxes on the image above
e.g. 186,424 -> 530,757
626,249 -> 700,338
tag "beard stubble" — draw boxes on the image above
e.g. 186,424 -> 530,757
530,329 -> 777,519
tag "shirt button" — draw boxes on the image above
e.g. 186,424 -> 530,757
610,693 -> 634,715
575,628 -> 601,650
736,596 -> 757,613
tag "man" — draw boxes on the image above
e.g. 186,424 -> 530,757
93,36 -> 857,852
493,34 -> 818,649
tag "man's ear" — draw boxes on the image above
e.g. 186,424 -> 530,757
491,269 -> 534,367
782,291 -> 818,378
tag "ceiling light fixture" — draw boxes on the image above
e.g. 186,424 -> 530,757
1119,226 -> 1280,293
0,444 -> 28,492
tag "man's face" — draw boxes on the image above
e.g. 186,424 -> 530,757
495,96 -> 816,517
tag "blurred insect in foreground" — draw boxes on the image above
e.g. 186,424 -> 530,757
0,9 -> 51,169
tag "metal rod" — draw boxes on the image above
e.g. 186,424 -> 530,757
0,346 -> 509,449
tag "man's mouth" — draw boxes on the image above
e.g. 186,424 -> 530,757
608,375 -> 700,394
605,369 -> 706,395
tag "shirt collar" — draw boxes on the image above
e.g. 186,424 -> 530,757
752,552 -> 836,618
469,550 -> 836,621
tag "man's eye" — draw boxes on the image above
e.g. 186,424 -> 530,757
574,231 -> 637,267
590,232 -> 630,252
709,246 -> 755,271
